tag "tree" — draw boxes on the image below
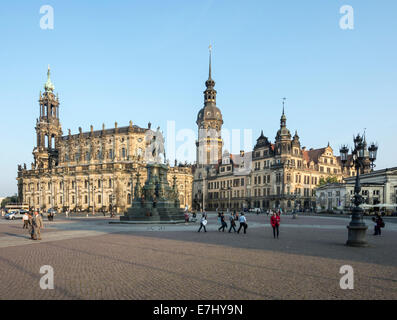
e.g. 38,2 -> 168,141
1,194 -> 18,208
318,176 -> 339,186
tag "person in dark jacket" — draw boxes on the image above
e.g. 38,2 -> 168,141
218,212 -> 227,232
270,212 -> 280,238
373,214 -> 384,235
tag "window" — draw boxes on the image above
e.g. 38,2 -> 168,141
122,148 -> 126,159
72,195 -> 75,204
98,195 -> 102,203
85,195 -> 88,204
109,149 -> 113,159
98,180 -> 101,188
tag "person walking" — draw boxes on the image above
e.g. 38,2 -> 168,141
228,212 -> 237,233
237,213 -> 247,234
373,214 -> 385,236
270,212 -> 280,239
32,211 -> 44,240
218,212 -> 227,232
198,212 -> 207,232
22,212 -> 29,229
184,205 -> 189,224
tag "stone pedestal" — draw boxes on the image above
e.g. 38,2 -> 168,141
346,206 -> 368,247
346,225 -> 369,247
120,163 -> 184,223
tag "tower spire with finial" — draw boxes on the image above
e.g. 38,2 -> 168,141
280,97 -> 287,127
204,44 -> 216,104
44,65 -> 55,92
208,44 -> 212,80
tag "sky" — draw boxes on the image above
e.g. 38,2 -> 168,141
0,0 -> 396,196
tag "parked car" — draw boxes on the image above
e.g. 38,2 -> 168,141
6,211 -> 24,220
249,208 -> 261,213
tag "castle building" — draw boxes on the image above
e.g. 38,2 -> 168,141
194,96 -> 367,212
17,67 -> 193,213
249,104 -> 346,211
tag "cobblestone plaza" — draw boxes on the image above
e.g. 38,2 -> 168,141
0,213 -> 396,300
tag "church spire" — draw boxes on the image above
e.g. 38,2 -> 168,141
204,44 -> 216,105
208,44 -> 212,80
280,97 -> 287,127
44,65 -> 55,93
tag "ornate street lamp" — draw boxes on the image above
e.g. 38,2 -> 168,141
368,143 -> 378,171
339,134 -> 378,247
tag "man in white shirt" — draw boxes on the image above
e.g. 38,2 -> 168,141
22,212 -> 29,229
237,213 -> 247,234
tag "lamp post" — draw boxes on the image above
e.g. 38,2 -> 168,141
92,184 -> 96,216
340,134 -> 378,247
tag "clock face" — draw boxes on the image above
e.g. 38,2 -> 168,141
138,138 -> 143,142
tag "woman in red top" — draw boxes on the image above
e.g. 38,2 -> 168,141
270,212 -> 281,239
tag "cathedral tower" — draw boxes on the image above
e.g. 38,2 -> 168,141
33,66 -> 63,169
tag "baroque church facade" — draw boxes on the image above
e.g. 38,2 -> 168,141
17,67 -> 193,213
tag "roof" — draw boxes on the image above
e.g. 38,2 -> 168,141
61,125 -> 147,140
302,148 -> 326,164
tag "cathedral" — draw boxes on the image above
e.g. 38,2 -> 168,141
17,67 -> 193,213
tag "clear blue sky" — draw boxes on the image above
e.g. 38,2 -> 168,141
0,0 -> 396,196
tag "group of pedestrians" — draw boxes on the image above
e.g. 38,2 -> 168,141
197,210 -> 249,234
22,211 -> 44,240
197,209 -> 281,238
